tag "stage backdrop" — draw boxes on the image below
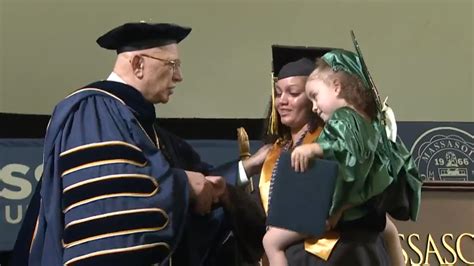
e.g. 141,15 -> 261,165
0,121 -> 472,265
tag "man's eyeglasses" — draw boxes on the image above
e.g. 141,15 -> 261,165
140,54 -> 181,71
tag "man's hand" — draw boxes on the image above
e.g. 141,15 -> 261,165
242,144 -> 272,176
185,170 -> 214,215
205,175 -> 227,203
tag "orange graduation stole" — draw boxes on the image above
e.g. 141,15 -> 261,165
258,125 -> 339,261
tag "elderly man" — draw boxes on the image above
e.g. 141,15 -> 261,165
12,22 -> 267,266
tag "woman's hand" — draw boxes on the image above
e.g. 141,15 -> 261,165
242,144 -> 272,176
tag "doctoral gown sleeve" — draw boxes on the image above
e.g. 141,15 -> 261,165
29,94 -> 189,266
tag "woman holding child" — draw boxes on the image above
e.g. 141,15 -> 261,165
242,44 -> 421,266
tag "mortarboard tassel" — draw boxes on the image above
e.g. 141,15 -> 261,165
267,73 -> 279,135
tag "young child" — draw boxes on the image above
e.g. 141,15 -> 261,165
263,49 -> 419,266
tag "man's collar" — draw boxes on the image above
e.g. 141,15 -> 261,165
83,79 -> 156,125
107,72 -> 127,84
103,73 -> 156,123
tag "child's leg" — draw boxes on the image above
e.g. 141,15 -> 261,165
383,215 -> 405,266
262,226 -> 306,266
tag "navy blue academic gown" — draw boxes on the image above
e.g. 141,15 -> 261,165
10,81 -> 263,266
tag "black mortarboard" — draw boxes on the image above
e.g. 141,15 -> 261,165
267,45 -> 334,134
267,152 -> 338,237
272,45 -> 333,80
97,22 -> 192,53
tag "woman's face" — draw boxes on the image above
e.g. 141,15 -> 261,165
274,76 -> 313,129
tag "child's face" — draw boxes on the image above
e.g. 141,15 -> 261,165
305,77 -> 345,122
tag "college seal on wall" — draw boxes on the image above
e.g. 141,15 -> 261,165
411,127 -> 473,182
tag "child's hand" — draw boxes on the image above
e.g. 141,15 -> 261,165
325,211 -> 343,231
326,204 -> 352,231
291,143 -> 318,172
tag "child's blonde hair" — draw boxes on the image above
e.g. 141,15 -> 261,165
309,58 -> 377,120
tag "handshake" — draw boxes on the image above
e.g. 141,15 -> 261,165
185,171 -> 227,215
